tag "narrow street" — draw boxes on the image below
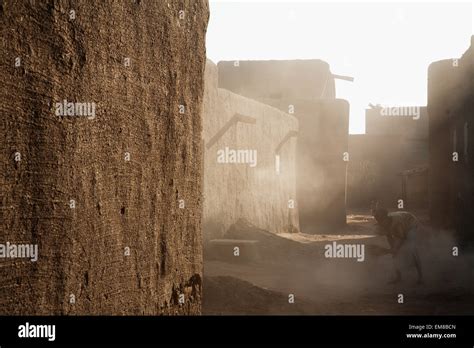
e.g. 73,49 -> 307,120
204,212 -> 474,315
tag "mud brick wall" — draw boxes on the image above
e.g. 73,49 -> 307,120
347,134 -> 404,209
215,60 -> 349,234
295,99 -> 349,233
451,39 -> 474,243
348,107 -> 429,210
257,99 -> 349,234
428,36 -> 474,234
0,0 -> 209,314
216,60 -> 349,234
428,60 -> 462,228
402,169 -> 429,209
365,107 -> 428,140
217,59 -> 335,102
202,61 -> 299,241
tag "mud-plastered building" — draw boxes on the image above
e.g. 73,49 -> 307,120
1,0 -> 209,315
347,106 -> 429,210
427,36 -> 474,243
202,59 -> 349,237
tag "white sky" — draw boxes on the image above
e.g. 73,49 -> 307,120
207,1 -> 474,133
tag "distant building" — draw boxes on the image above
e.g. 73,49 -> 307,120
217,60 -> 349,234
217,59 -> 335,102
427,36 -> 473,242
347,107 -> 429,210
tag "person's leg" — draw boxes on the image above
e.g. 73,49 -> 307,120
407,226 -> 423,284
388,251 -> 403,284
413,248 -> 423,284
388,267 -> 402,284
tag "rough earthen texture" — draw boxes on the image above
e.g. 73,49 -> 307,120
1,0 -> 209,314
203,275 -> 320,315
202,61 -> 299,241
428,37 -> 474,236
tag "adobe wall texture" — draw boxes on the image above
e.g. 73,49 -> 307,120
428,37 -> 474,234
258,99 -> 349,234
427,59 -> 458,227
215,60 -> 348,234
202,61 -> 299,241
1,0 -> 209,314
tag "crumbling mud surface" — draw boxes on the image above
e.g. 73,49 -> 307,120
1,0 -> 209,314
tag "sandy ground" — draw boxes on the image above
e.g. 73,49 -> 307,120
203,212 -> 474,315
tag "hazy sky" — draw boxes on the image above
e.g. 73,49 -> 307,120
207,1 -> 473,133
